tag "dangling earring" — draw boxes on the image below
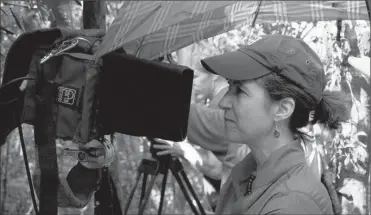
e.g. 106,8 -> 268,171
274,123 -> 280,138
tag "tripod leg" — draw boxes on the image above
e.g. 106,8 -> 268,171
158,168 -> 169,215
124,171 -> 142,214
138,174 -> 157,215
139,174 -> 148,210
179,170 -> 207,215
171,168 -> 200,215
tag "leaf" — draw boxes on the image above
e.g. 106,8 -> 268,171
358,31 -> 370,56
354,131 -> 367,137
336,189 -> 353,201
344,156 -> 350,166
350,100 -> 360,124
342,142 -> 355,149
352,143 -> 368,162
353,131 -> 367,146
9,8 -> 24,32
359,87 -> 369,106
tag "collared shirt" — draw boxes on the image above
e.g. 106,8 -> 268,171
215,140 -> 334,215
221,143 -> 250,185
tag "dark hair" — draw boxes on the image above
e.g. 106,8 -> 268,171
256,73 -> 351,142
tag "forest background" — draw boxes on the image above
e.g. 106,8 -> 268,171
0,1 -> 370,215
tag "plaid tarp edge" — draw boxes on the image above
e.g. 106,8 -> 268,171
96,1 -> 369,59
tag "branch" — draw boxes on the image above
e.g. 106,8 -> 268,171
336,19 -> 342,43
0,25 -> 14,35
300,22 -> 317,40
0,7 -> 8,16
9,8 -> 25,32
73,0 -> 82,6
2,2 -> 30,9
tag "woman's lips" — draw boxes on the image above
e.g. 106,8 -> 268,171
224,118 -> 234,123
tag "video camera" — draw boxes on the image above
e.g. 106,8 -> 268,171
0,28 -> 194,146
0,28 -> 194,211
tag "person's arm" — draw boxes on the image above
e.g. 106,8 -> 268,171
260,193 -> 327,215
153,139 -> 222,180
193,147 -> 223,180
187,103 -> 228,154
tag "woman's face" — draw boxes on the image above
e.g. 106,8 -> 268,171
219,80 -> 276,144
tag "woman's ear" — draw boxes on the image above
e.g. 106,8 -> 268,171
273,98 -> 295,121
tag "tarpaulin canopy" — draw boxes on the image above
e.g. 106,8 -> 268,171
96,1 -> 369,60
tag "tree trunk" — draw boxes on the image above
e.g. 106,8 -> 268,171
368,75 -> 371,215
368,138 -> 371,215
83,0 -> 106,30
82,2 -> 125,215
364,3 -> 370,214
367,5 -> 371,215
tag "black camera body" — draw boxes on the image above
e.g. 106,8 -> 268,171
0,28 -> 194,146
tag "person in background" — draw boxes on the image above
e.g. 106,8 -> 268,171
154,57 -> 249,211
157,57 -> 250,182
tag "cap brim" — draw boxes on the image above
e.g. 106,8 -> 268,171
200,50 -> 272,81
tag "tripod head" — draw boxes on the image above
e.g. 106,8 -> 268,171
147,137 -> 172,164
127,137 -> 206,215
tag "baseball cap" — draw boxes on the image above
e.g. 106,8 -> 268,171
200,35 -> 325,104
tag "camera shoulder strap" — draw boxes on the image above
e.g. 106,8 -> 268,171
34,61 -> 59,215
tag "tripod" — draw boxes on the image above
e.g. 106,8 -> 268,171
124,140 -> 206,215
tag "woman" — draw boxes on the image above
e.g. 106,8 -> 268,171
201,34 -> 350,214
157,35 -> 350,214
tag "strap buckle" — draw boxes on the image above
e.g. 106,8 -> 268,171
39,37 -> 93,64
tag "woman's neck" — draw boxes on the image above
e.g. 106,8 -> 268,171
248,131 -> 295,168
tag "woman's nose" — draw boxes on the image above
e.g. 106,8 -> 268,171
218,90 -> 233,110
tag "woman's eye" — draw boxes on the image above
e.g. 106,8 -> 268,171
237,87 -> 248,96
227,83 -> 247,96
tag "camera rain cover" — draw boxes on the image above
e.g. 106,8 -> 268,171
99,52 -> 194,141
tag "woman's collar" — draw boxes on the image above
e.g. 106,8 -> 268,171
231,139 -> 305,188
